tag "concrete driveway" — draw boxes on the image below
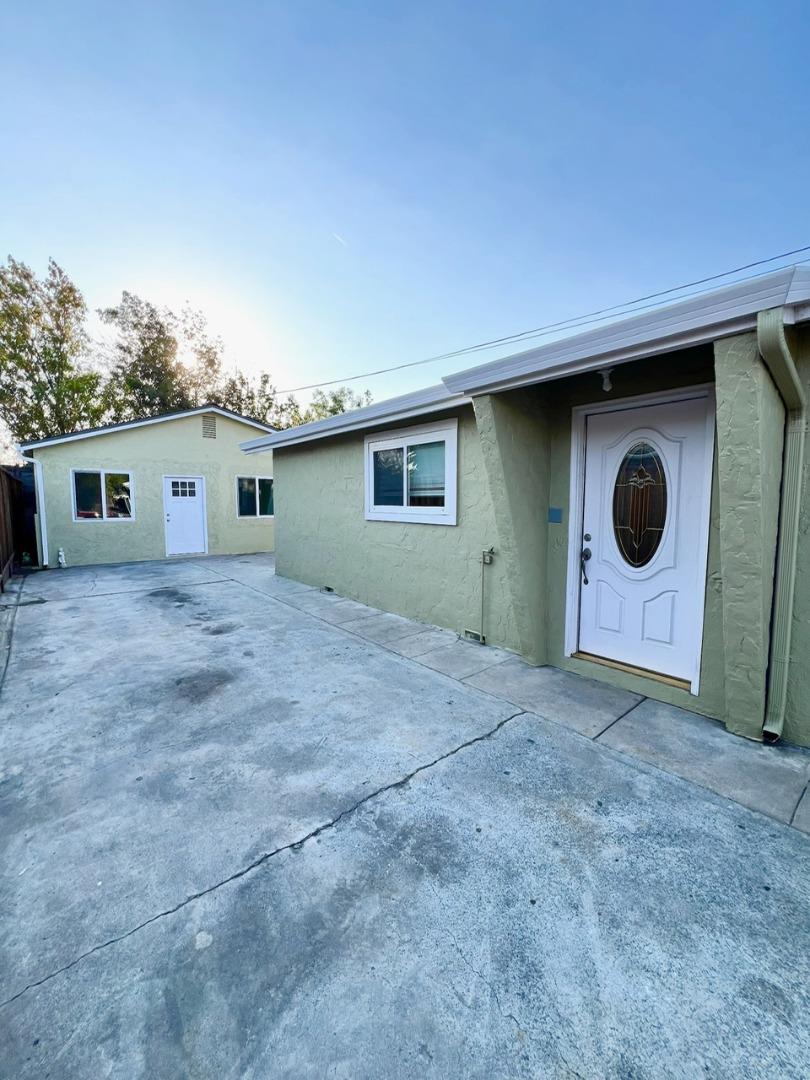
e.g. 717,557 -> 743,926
1,554 -> 809,1079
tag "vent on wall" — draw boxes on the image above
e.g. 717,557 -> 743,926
202,414 -> 217,439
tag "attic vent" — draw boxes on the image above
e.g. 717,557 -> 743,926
202,414 -> 217,439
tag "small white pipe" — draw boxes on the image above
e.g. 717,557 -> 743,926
18,453 -> 49,568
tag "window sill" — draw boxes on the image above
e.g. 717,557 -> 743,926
365,509 -> 456,526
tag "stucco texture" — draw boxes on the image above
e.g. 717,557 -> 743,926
785,324 -> 810,746
32,413 -> 274,567
274,408 -> 520,651
714,333 -> 785,740
473,389 -> 550,665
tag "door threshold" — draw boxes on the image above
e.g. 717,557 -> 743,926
572,651 -> 691,691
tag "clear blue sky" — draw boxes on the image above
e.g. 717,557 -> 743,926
3,1 -> 809,403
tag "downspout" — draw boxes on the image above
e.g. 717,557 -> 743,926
18,453 -> 49,568
756,307 -> 806,741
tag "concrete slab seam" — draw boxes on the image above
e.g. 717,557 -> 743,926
790,781 -> 810,826
591,697 -> 648,739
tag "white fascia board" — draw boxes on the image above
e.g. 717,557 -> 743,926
442,266 -> 810,396
240,387 -> 470,453
20,406 -> 273,451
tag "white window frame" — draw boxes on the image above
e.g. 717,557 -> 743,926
235,475 -> 274,518
364,418 -> 458,525
70,468 -> 135,522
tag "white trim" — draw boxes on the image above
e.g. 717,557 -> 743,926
364,418 -> 458,526
563,384 -> 715,693
235,475 -> 275,518
443,266 -> 810,397
21,406 -> 273,451
20,454 -> 49,567
70,467 -> 135,523
162,474 -> 208,557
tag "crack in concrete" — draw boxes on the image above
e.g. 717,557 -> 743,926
443,919 -> 526,1036
1,707 -> 528,1010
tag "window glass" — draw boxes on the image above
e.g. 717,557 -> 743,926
258,478 -> 274,516
407,441 -> 445,507
613,442 -> 667,567
238,476 -> 257,516
373,448 -> 404,506
74,472 -> 103,518
105,473 -> 132,518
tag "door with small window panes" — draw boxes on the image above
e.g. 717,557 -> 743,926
163,476 -> 206,556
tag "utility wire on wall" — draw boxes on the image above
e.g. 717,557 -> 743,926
276,244 -> 810,394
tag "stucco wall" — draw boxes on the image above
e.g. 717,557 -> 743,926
32,414 -> 274,567
785,324 -> 810,746
274,407 -> 520,650
714,333 -> 785,739
473,389 -> 550,664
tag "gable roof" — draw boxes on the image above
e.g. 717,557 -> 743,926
20,405 -> 274,452
240,264 -> 810,454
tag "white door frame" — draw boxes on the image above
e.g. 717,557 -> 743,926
162,474 -> 209,557
563,384 -> 715,693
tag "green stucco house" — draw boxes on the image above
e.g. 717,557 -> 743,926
241,266 -> 810,748
21,406 -> 275,567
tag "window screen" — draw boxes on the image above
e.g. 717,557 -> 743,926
105,473 -> 132,518
258,478 -> 274,516
407,441 -> 445,507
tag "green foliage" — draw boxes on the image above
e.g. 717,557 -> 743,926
0,257 -> 105,442
303,386 -> 372,422
211,371 -> 304,429
0,255 -> 373,442
99,293 -> 228,422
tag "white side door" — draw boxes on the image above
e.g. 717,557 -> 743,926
577,394 -> 714,685
163,476 -> 207,556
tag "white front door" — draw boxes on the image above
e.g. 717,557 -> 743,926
163,476 -> 207,556
576,393 -> 714,685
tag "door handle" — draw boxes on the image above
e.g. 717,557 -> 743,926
580,546 -> 592,585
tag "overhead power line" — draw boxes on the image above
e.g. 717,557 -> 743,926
277,244 -> 810,394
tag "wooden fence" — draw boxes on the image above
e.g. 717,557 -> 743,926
0,467 -> 22,591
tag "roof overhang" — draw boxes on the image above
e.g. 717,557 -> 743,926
442,266 -> 810,396
240,385 -> 470,453
21,405 -> 274,451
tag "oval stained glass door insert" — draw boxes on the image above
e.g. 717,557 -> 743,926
612,441 -> 667,567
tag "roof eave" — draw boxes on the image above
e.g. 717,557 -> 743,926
241,393 -> 471,453
442,266 -> 810,397
444,311 -> 760,397
20,405 -> 273,451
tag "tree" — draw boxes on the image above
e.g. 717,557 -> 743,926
212,370 -> 303,429
0,255 -> 374,442
303,386 -> 372,422
0,257 -> 105,442
99,293 -> 218,422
